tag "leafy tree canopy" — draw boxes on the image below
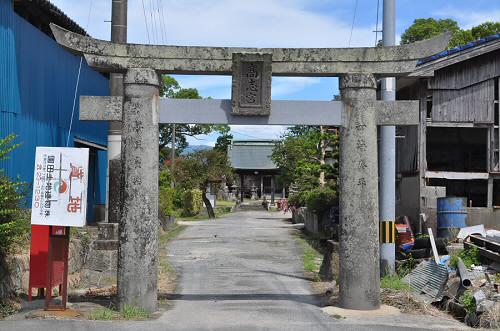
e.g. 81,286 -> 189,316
172,150 -> 234,218
158,75 -> 229,162
272,126 -> 338,194
401,18 -> 500,48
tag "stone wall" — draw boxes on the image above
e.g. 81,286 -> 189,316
0,231 -> 103,300
291,208 -> 306,224
292,207 -> 333,239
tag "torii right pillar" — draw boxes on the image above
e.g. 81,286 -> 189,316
338,73 -> 380,310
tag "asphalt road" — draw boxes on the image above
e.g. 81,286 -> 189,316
0,210 -> 468,331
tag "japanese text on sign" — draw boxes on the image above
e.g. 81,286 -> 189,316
31,147 -> 89,227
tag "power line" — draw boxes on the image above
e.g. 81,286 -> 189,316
141,0 -> 151,43
347,0 -> 359,47
375,0 -> 381,46
149,0 -> 158,43
231,130 -> 263,139
67,0 -> 94,147
159,0 -> 168,43
152,0 -> 163,44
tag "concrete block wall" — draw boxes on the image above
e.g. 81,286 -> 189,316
292,207 -> 332,238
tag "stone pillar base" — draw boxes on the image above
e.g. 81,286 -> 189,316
319,240 -> 339,281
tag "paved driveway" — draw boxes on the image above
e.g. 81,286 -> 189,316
0,210 -> 468,330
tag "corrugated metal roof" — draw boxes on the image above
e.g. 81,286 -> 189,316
0,0 -> 108,207
228,140 -> 278,170
417,33 -> 500,65
13,0 -> 87,36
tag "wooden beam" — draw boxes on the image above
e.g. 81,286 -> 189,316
425,171 -> 490,180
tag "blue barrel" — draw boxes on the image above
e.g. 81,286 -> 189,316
437,197 -> 467,239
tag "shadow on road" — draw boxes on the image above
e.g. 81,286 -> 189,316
253,269 -> 314,281
163,293 -> 321,305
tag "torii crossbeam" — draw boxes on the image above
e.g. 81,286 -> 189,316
50,23 -> 449,312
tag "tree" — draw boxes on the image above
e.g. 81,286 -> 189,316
213,126 -> 233,153
272,126 -> 338,195
173,150 -> 233,218
401,18 -> 460,45
401,18 -> 500,48
158,75 -> 229,159
470,22 -> 500,39
0,134 -> 30,255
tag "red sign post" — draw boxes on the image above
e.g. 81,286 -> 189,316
29,147 -> 88,310
28,225 -> 70,310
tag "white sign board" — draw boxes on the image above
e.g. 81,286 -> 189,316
31,147 -> 89,227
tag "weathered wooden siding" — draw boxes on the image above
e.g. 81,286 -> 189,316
428,50 -> 500,123
396,126 -> 419,174
428,51 -> 500,90
432,79 -> 495,123
396,80 -> 426,174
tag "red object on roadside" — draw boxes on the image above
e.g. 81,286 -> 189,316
28,225 -> 69,309
396,216 -> 415,251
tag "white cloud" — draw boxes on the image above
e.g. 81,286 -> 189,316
50,0 -> 374,47
432,8 -> 500,29
49,0 -> 369,141
272,77 -> 321,98
173,75 -> 323,100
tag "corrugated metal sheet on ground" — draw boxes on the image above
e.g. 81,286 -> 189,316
403,260 -> 449,303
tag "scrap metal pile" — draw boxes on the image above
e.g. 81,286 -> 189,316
396,224 -> 500,328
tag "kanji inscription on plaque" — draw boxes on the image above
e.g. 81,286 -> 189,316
231,53 -> 272,116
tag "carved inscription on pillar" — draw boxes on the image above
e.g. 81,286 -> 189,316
231,53 -> 272,116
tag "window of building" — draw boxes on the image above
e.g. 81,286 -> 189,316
427,127 -> 487,172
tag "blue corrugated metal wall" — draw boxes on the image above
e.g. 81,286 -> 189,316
0,0 -> 109,216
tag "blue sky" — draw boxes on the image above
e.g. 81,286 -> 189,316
50,0 -> 500,145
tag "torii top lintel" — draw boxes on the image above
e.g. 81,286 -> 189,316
50,24 -> 450,77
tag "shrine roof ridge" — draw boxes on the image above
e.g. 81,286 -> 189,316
50,23 -> 450,77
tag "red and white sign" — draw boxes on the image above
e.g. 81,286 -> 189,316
31,147 -> 89,227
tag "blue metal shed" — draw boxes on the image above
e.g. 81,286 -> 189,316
0,0 -> 109,223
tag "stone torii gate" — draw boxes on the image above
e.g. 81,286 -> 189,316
50,23 -> 449,312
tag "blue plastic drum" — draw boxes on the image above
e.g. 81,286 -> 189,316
437,197 -> 467,239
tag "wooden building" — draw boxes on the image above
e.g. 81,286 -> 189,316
396,34 -> 500,231
228,140 -> 284,203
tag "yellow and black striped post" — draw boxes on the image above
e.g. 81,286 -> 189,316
380,221 -> 395,244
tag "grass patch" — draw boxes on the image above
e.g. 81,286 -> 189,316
159,223 -> 187,245
215,200 -> 235,208
450,246 -> 481,269
0,300 -> 20,319
381,275 -> 410,290
88,307 -> 121,320
175,200 -> 235,222
87,304 -> 151,320
293,233 -> 323,281
159,259 -> 174,274
121,304 -> 151,320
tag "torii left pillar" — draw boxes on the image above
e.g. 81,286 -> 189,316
118,68 -> 159,311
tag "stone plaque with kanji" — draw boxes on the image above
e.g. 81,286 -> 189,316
231,53 -> 272,116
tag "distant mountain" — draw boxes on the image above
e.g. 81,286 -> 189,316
181,144 -> 212,155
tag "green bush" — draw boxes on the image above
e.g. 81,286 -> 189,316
450,246 -> 481,269
159,168 -> 171,188
288,191 -> 310,208
0,134 -> 30,254
460,290 -> 476,313
305,187 -> 337,213
182,189 -> 203,216
159,186 -> 175,217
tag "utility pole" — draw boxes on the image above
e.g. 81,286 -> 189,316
106,0 -> 127,223
171,124 -> 175,188
379,0 -> 396,275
